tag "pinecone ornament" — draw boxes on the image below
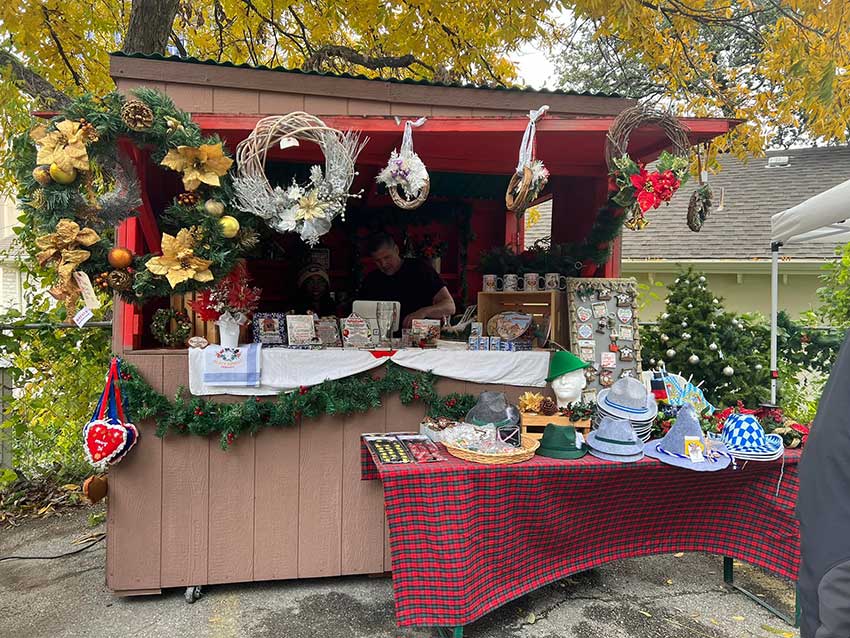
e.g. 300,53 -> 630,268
121,99 -> 154,131
236,227 -> 260,252
107,269 -> 134,292
540,397 -> 558,416
30,188 -> 46,210
176,191 -> 200,207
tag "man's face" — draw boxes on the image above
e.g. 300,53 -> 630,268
371,244 -> 402,275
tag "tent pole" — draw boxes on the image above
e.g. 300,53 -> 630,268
770,242 -> 781,404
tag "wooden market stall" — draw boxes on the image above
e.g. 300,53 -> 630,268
104,53 -> 735,596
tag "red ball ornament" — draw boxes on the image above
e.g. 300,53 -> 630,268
299,386 -> 309,395
226,432 -> 235,445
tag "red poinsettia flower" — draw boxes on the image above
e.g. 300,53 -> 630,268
630,168 -> 662,212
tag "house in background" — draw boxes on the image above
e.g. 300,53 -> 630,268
0,195 -> 25,314
621,147 -> 850,320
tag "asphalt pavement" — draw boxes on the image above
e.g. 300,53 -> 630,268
0,507 -> 799,638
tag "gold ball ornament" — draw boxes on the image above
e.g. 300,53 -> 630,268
107,247 -> 134,269
219,215 -> 240,239
32,165 -> 52,186
49,163 -> 77,185
204,199 -> 225,217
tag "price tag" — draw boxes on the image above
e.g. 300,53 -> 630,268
279,137 -> 299,150
73,306 -> 94,328
685,436 -> 705,463
700,170 -> 709,184
72,271 -> 101,309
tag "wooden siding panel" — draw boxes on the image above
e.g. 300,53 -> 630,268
390,103 -> 432,117
298,414 -> 344,577
253,426 -> 300,581
207,435 -> 255,584
347,99 -> 392,115
165,83 -> 213,112
160,353 -> 189,397
431,106 -> 474,116
259,91 -> 305,114
213,87 -> 260,113
160,435 -> 210,587
341,404 -> 386,574
304,95 -> 349,115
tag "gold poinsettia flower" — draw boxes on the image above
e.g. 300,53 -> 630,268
160,143 -> 234,191
294,189 -> 326,221
518,391 -> 544,413
145,228 -> 214,288
34,219 -> 101,315
34,120 -> 91,173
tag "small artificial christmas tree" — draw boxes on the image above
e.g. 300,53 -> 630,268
642,267 -> 770,407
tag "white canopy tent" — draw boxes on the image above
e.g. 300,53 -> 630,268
769,178 -> 850,402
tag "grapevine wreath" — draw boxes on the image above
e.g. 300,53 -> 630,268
150,308 -> 192,347
10,89 -> 263,312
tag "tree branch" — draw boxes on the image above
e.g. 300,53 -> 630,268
302,45 -> 435,74
42,7 -> 83,87
0,49 -> 70,107
169,30 -> 188,58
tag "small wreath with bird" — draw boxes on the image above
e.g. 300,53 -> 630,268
150,308 -> 192,347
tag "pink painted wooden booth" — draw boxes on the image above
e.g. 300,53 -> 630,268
107,347 -> 543,595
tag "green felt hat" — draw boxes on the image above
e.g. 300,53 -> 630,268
546,350 -> 589,382
535,424 -> 587,460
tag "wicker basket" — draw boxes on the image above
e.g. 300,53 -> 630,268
443,434 -> 540,465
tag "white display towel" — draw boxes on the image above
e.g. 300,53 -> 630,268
190,348 -> 386,396
202,344 -> 262,387
390,349 -> 549,387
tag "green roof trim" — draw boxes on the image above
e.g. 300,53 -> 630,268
110,51 -> 624,99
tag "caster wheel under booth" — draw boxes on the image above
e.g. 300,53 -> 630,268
184,586 -> 202,604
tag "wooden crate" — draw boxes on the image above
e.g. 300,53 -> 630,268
521,413 -> 592,440
477,290 -> 568,349
170,293 -> 250,345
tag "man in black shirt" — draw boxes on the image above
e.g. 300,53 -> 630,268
359,232 -> 456,328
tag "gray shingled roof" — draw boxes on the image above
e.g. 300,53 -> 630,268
621,146 -> 850,261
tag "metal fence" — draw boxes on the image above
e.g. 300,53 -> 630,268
0,322 -> 112,475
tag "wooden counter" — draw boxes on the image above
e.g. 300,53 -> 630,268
106,349 -> 542,595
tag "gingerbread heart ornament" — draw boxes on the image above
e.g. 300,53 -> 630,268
84,419 -> 129,468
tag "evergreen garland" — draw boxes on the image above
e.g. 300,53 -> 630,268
120,360 -> 479,449
8,88 -> 261,306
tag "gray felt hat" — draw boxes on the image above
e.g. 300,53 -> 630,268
586,416 -> 644,462
644,406 -> 731,472
466,391 -> 521,427
597,377 -> 658,421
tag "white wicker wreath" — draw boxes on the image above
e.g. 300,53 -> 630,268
377,117 -> 430,210
233,112 -> 367,246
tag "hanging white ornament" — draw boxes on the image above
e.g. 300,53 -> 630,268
649,358 -> 656,365
709,342 -> 718,351
731,319 -> 739,327
699,276 -> 706,283
661,312 -> 670,319
682,332 -> 691,340
722,366 -> 734,376
666,348 -> 677,358
674,278 -> 680,284
709,322 -> 717,329
713,298 -> 719,304
681,321 -> 688,328
660,333 -> 669,342
377,117 -> 430,209
688,354 -> 700,364
687,304 -> 693,309
665,299 -> 670,304
755,364 -> 763,370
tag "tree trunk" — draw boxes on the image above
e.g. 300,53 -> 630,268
122,0 -> 181,55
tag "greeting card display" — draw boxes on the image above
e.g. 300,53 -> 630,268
286,314 -> 317,345
253,312 -> 288,346
566,278 -> 642,403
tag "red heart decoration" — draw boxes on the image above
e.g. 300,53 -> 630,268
83,419 -> 128,468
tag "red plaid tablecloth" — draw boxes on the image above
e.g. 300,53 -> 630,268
362,443 -> 801,628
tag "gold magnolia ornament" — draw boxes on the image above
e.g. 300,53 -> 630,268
518,391 -> 544,413
107,269 -> 134,292
120,99 -> 154,131
31,120 -> 90,175
219,215 -> 240,239
294,189 -> 326,221
164,116 -> 185,134
35,219 -> 101,314
160,143 -> 234,191
145,228 -> 214,288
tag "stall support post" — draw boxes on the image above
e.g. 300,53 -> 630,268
723,557 -> 798,627
770,242 -> 782,404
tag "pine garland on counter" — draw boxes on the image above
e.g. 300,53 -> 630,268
120,360 -> 480,449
